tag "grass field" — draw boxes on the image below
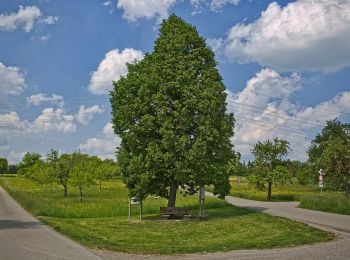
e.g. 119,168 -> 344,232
229,176 -> 350,215
0,176 -> 334,254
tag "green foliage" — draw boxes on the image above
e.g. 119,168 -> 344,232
95,159 -> 120,190
0,157 -> 8,177
248,138 -> 290,200
111,15 -> 235,206
308,119 -> 350,198
69,152 -> 96,202
17,152 -> 41,176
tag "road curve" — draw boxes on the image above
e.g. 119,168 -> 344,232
0,185 -> 102,260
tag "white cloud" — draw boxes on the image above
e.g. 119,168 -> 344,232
40,15 -> 58,25
75,105 -> 104,124
0,112 -> 27,134
27,93 -> 65,107
210,0 -> 240,12
30,108 -> 77,133
79,123 -> 121,160
0,5 -> 57,32
0,62 -> 26,97
88,48 -> 144,95
117,0 -> 177,22
223,0 -> 350,72
227,69 -> 349,161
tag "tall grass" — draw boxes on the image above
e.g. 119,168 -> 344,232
0,176 -> 228,218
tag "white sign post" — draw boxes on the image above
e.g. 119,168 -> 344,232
318,169 -> 326,196
129,195 -> 142,221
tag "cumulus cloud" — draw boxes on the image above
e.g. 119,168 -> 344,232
227,69 -> 350,161
75,105 -> 104,124
27,93 -> 65,107
223,0 -> 350,72
0,5 -> 58,32
79,123 -> 121,160
88,48 -> 144,95
30,108 -> 77,133
0,62 -> 26,97
117,0 -> 177,22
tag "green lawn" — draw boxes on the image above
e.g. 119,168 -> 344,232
0,176 -> 334,254
229,176 -> 350,215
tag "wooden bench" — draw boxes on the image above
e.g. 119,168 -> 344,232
160,207 -> 191,219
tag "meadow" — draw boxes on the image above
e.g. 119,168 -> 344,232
229,176 -> 350,215
0,176 -> 334,254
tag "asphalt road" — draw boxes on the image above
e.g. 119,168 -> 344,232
0,185 -> 102,260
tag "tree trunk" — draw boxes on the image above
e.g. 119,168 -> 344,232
79,186 -> 83,202
267,181 -> 272,201
63,184 -> 68,198
167,180 -> 178,207
99,180 -> 102,191
345,175 -> 349,200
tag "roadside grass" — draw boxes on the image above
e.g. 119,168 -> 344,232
228,176 -> 350,215
0,176 -> 334,254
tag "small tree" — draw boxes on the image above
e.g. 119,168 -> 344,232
248,138 -> 290,201
320,138 -> 350,199
95,159 -> 120,190
0,157 -> 8,177
18,152 -> 41,176
57,153 -> 72,197
69,152 -> 95,202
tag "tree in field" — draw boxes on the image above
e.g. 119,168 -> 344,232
111,15 -> 235,207
309,119 -> 350,198
248,138 -> 290,201
0,157 -> 8,177
57,153 -> 73,197
69,152 -> 96,202
18,152 -> 41,176
27,160 -> 55,188
95,159 -> 120,190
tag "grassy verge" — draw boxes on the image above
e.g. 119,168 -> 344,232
0,176 -> 334,254
227,176 -> 350,215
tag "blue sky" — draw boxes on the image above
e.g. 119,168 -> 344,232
0,0 -> 349,163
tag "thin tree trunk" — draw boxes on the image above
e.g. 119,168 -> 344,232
79,186 -> 83,202
99,180 -> 102,191
64,184 -> 68,198
267,181 -> 272,201
345,175 -> 349,200
167,180 -> 178,207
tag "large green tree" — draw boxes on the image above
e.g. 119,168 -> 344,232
111,15 -> 235,207
308,119 -> 350,198
0,157 -> 8,177
248,138 -> 290,201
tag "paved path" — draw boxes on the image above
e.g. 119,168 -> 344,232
0,185 -> 102,260
220,194 -> 350,233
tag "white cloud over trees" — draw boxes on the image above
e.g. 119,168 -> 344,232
88,48 -> 144,95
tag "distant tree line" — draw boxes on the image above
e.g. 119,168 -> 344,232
10,150 -> 120,202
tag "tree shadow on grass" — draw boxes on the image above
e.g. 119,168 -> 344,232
0,220 -> 42,230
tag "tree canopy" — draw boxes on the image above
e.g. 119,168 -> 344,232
308,119 -> 350,198
248,138 -> 290,201
111,15 -> 235,207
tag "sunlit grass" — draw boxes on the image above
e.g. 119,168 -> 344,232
228,176 -> 350,215
0,176 -> 334,254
